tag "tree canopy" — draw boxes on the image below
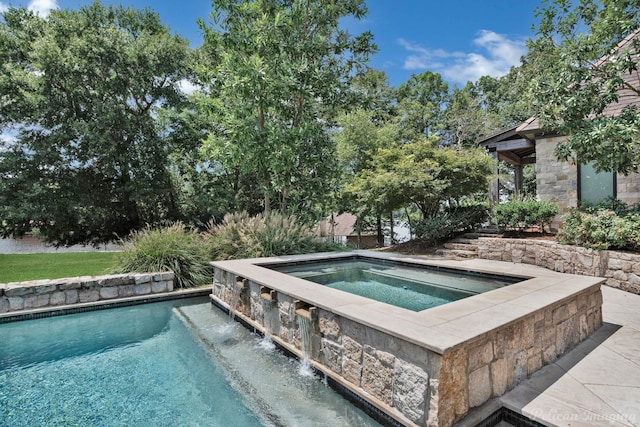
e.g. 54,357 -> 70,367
0,2 -> 190,244
197,0 -> 375,215
528,0 -> 640,174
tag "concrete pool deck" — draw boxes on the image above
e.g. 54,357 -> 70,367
457,284 -> 640,427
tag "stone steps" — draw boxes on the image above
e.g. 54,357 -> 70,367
443,242 -> 478,252
435,230 -> 494,259
435,248 -> 478,259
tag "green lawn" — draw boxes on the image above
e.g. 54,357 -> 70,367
0,252 -> 120,283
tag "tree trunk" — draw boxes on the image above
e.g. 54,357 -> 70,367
376,214 -> 384,247
389,212 -> 395,245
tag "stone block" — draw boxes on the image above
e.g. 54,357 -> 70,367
319,312 -> 341,341
361,346 -> 395,405
342,335 -> 363,362
133,283 -> 151,295
134,274 -> 151,285
151,281 -> 167,293
119,285 -> 134,297
78,288 -> 99,303
99,287 -> 119,299
0,297 -> 7,313
5,284 -> 33,297
468,339 -> 493,372
321,339 -> 342,374
491,358 -> 508,396
438,348 -> 468,426
393,359 -> 429,423
24,294 -> 49,309
65,290 -> 79,304
49,291 -> 66,306
468,365 -> 492,408
59,280 -> 82,290
34,284 -> 57,294
556,317 -> 578,355
153,272 -> 173,282
8,296 -> 24,311
552,304 -> 569,324
342,358 -> 362,386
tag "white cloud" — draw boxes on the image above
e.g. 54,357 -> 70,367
398,30 -> 527,84
28,0 -> 58,16
0,2 -> 9,13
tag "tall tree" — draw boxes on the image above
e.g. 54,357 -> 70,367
396,71 -> 449,139
528,0 -> 640,174
198,0 -> 375,215
0,3 -> 190,245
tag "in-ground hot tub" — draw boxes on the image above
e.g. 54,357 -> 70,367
210,251 -> 604,427
266,257 -> 523,312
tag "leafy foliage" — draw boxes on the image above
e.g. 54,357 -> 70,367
0,3 -> 190,245
493,200 -> 559,232
197,0 -> 375,214
412,204 -> 489,246
527,0 -> 640,174
113,223 -> 211,288
557,209 -> 640,250
205,211 -> 342,260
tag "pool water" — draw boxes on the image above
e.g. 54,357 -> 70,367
270,259 -> 519,311
0,298 -> 381,427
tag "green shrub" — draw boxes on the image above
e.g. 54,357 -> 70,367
579,197 -> 640,217
205,211 -> 342,260
113,223 -> 211,288
412,204 -> 489,246
493,200 -> 558,232
557,209 -> 640,250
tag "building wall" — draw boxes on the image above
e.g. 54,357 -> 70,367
535,136 -> 578,229
535,135 -> 640,229
617,173 -> 640,205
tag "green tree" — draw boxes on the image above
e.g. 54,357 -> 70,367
198,0 -> 375,215
441,83 -> 486,147
0,3 -> 190,245
528,0 -> 640,174
396,71 -> 449,139
334,108 -> 399,244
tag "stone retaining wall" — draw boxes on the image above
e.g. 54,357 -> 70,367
478,238 -> 640,294
0,272 -> 174,314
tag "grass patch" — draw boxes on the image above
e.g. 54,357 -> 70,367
0,252 -> 120,283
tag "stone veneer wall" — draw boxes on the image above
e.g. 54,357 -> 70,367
212,267 -> 602,427
478,238 -> 640,294
617,172 -> 640,206
0,272 -> 174,314
535,135 -> 640,230
535,136 -> 578,230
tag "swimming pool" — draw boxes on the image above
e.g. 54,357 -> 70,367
269,258 -> 520,311
0,298 -> 381,426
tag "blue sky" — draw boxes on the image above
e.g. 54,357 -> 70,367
0,0 -> 541,87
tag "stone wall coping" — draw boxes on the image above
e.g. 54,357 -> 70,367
211,251 -> 603,354
477,237 -> 640,294
0,287 -> 210,322
0,272 -> 178,316
0,272 -> 168,296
